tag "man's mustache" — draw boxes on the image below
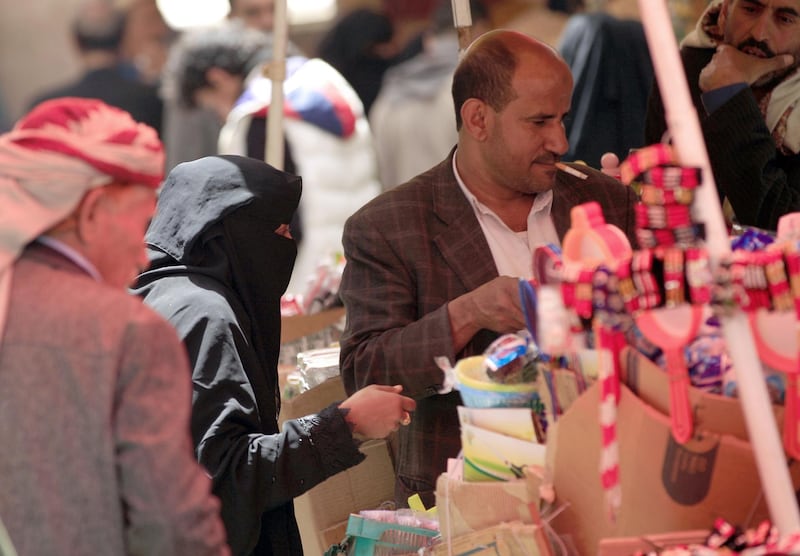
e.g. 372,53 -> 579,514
737,38 -> 776,58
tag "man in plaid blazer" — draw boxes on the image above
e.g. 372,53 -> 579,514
339,29 -> 637,508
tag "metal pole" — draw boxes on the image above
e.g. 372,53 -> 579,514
265,0 -> 287,169
450,0 -> 472,53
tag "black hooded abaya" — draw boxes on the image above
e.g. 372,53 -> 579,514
133,155 -> 365,556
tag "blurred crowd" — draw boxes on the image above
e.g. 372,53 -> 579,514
1,0 -> 706,297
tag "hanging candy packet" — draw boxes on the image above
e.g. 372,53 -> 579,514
730,226 -> 775,252
482,331 -> 539,384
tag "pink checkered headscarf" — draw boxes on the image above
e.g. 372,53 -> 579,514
0,97 -> 164,340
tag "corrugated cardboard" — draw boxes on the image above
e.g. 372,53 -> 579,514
546,380 -> 800,556
621,347 -> 785,442
279,374 -> 348,424
281,307 -> 345,344
319,520 -> 350,552
435,469 -> 543,541
293,440 -> 396,554
427,522 -> 548,555
279,307 -> 345,368
279,375 -> 396,555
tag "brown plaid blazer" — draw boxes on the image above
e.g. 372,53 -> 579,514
339,152 -> 637,508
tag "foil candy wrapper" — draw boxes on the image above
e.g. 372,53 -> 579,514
483,331 -> 539,384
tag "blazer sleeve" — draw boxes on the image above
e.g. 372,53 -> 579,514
114,306 -> 230,556
338,204 -> 463,399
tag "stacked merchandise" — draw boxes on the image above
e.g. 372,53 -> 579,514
429,328 -> 599,555
543,145 -> 800,554
385,142 -> 800,555
330,143 -> 800,552
332,335 -> 568,555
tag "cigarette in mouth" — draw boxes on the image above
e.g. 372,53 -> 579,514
555,162 -> 588,180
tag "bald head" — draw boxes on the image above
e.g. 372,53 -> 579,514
452,30 -> 571,130
72,0 -> 125,52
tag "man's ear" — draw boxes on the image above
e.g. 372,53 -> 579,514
461,98 -> 491,141
74,187 -> 108,245
718,0 -> 731,30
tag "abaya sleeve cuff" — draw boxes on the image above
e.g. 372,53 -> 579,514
307,403 -> 366,473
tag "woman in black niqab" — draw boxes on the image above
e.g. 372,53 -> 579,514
145,155 -> 299,421
134,155 -> 366,556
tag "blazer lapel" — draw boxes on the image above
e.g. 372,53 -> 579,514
429,157 -> 498,292
552,167 -> 589,242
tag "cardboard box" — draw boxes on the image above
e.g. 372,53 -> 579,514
279,374 -> 348,424
279,375 -> 397,555
546,378 -> 800,556
293,440 -> 396,554
281,307 -> 345,344
319,520 -> 350,552
621,347 -> 785,443
435,469 -> 543,541
427,523 -> 551,556
279,307 -> 345,367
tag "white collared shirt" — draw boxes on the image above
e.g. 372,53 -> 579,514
36,236 -> 102,282
452,151 -> 560,280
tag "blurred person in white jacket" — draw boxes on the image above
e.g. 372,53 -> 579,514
162,22 -> 381,297
369,0 -> 489,190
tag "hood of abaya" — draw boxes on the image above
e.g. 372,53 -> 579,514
142,154 -> 301,313
145,154 -> 301,265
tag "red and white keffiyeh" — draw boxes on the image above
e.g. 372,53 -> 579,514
0,97 -> 164,340
682,0 -> 800,155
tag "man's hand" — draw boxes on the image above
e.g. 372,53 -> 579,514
699,44 -> 794,91
448,276 -> 526,352
339,384 -> 417,438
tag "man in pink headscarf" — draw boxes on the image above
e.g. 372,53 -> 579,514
0,97 -> 230,556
